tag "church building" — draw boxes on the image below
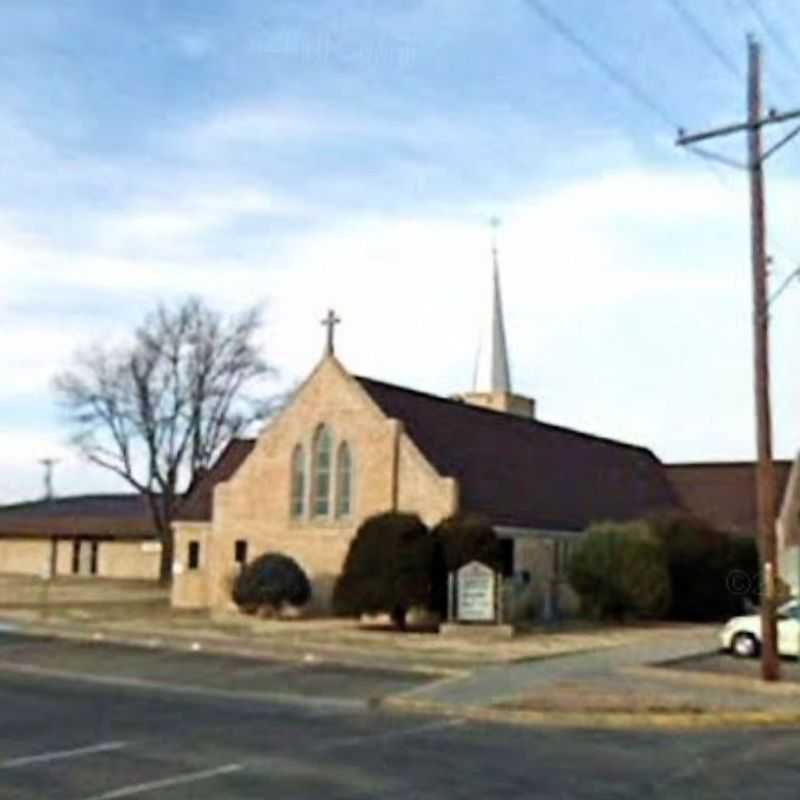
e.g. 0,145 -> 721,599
170,250 -> 682,618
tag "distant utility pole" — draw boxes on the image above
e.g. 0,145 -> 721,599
677,36 -> 800,683
39,458 -> 58,501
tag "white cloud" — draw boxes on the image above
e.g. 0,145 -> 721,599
0,429 -> 128,505
4,164 -> 800,503
94,186 -> 299,252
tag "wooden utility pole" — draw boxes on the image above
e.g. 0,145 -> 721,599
746,38 -> 779,682
39,458 -> 58,502
677,36 -> 800,682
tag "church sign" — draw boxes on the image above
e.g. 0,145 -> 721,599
455,560 -> 497,623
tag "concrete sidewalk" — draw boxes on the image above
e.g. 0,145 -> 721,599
393,626 -> 720,706
387,626 -> 800,726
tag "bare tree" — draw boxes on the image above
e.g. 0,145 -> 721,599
54,297 -> 274,582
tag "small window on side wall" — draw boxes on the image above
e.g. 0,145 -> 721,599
234,539 -> 248,566
188,540 -> 200,570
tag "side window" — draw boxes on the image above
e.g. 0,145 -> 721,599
234,539 -> 248,566
312,425 -> 333,517
290,445 -> 305,519
335,442 -> 352,517
188,540 -> 200,570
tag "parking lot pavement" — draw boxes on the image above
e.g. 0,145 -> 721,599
0,632 -> 427,704
1,659 -> 800,800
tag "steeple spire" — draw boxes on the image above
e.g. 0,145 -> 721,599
474,218 -> 511,393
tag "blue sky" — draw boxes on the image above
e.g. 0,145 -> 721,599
3,0 -> 800,502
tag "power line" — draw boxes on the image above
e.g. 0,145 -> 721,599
522,0 -> 680,129
745,0 -> 800,75
523,0 -> 800,268
665,0 -> 743,80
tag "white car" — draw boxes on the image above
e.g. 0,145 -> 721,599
720,600 -> 800,658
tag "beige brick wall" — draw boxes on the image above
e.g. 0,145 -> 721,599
55,540 -> 72,576
506,535 -> 580,621
0,539 -> 51,576
396,433 -> 458,527
172,356 -> 460,613
171,523 -> 211,608
99,542 -> 160,580
0,537 -> 160,580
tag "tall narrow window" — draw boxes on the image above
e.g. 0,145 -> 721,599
290,445 -> 306,519
335,442 -> 352,517
312,425 -> 332,517
188,540 -> 200,570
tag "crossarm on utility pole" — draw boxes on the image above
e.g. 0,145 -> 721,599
676,108 -> 800,146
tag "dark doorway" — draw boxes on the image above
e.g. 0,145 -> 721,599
499,537 -> 514,578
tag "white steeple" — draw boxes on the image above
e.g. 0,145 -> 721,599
474,219 -> 512,393
457,219 -> 535,419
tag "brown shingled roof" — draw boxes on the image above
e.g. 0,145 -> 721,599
175,438 -> 255,521
665,461 -> 793,537
0,494 -> 158,539
357,377 -> 679,531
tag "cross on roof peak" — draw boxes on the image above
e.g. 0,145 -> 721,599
321,309 -> 341,356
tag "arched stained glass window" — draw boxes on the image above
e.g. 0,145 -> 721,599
290,444 -> 305,519
312,425 -> 332,517
335,442 -> 352,518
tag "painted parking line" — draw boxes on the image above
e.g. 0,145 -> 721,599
80,763 -> 243,799
2,741 -> 128,769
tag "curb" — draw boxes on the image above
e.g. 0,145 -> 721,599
0,618 -> 467,680
623,665 -> 800,697
380,697 -> 800,731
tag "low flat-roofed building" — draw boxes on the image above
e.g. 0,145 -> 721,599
0,494 -> 161,580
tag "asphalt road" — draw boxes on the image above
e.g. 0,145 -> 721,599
0,632 -> 426,702
0,634 -> 799,799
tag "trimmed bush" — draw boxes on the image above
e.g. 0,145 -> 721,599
647,513 -> 760,621
332,511 -> 436,629
432,513 -> 503,573
568,521 -> 671,620
720,534 -> 789,612
646,512 -> 730,621
232,552 -> 311,615
431,513 -> 503,614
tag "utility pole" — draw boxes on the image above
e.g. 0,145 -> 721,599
39,458 -> 58,502
677,36 -> 800,682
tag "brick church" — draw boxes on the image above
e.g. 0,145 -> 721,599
167,250 -> 708,619
1,244 -> 798,617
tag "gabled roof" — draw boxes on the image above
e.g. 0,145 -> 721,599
0,494 -> 158,539
665,460 -> 793,537
356,376 -> 679,531
175,438 -> 256,522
